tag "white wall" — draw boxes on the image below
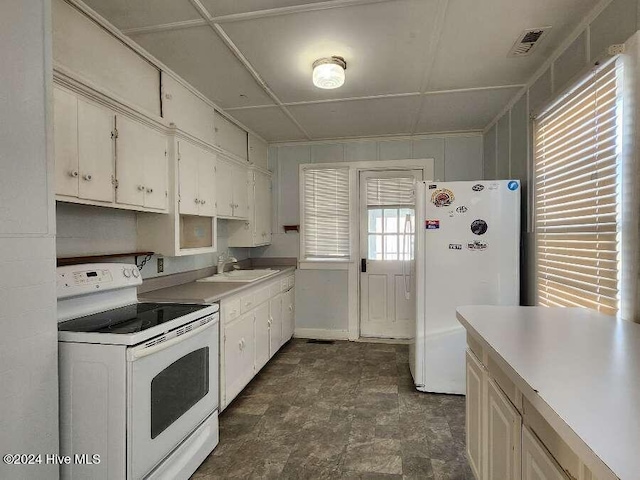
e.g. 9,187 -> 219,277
56,203 -> 249,279
254,133 -> 483,335
483,0 -> 640,307
0,1 -> 59,478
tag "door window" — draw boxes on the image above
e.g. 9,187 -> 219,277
367,207 -> 415,260
151,348 -> 209,439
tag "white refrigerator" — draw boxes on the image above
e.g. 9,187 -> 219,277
410,180 -> 520,394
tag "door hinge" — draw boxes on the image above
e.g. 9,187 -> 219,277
111,128 -> 119,139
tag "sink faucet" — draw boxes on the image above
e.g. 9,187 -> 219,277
217,251 -> 238,274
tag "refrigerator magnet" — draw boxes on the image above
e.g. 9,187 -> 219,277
470,219 -> 488,235
425,220 -> 440,230
472,184 -> 484,192
449,244 -> 463,250
456,206 -> 468,214
467,241 -> 488,251
431,188 -> 455,207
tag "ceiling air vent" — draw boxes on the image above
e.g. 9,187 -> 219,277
508,27 -> 551,57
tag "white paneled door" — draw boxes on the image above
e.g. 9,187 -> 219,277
359,170 -> 422,339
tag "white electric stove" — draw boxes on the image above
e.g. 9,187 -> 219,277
57,263 -> 219,480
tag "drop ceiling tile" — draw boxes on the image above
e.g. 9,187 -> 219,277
227,107 -> 308,141
428,0 -> 599,90
415,87 -> 522,133
221,0 -> 439,103
287,95 -> 421,139
81,0 -> 201,30
129,27 -> 274,109
201,0 -> 329,17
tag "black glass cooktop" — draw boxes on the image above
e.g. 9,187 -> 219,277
58,302 -> 207,334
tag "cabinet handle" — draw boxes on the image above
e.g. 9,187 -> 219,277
138,185 -> 145,191
146,188 -> 153,194
83,174 -> 92,181
288,305 -> 293,312
201,200 -> 206,205
238,339 -> 243,351
195,198 -> 200,204
69,170 -> 79,178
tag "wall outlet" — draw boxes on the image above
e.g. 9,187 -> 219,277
157,257 -> 164,273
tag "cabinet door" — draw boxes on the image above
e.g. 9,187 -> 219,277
54,87 -> 79,197
224,312 -> 255,405
282,288 -> 295,343
77,98 -> 114,202
254,171 -> 272,243
142,129 -> 167,210
269,294 -> 282,357
197,152 -> 216,217
216,160 -> 234,217
178,141 -> 200,215
232,164 -> 249,219
115,115 -> 146,207
254,302 -> 270,372
522,426 -> 568,480
466,350 -> 485,480
487,378 -> 522,480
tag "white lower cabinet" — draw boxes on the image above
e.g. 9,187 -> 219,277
487,378 -> 521,480
220,274 -> 295,409
254,302 -> 270,372
522,427 -> 569,480
466,351 -> 485,480
269,294 -> 282,357
282,287 -> 295,343
223,311 -> 255,405
466,348 -> 571,480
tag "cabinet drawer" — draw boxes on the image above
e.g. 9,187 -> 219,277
269,281 -> 281,298
255,286 -> 270,306
224,298 -> 241,323
240,293 -> 256,313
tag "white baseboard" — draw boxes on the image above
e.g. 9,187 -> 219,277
293,328 -> 350,340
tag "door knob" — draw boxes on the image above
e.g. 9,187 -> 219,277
83,174 -> 92,181
69,170 -> 79,178
201,200 -> 206,205
137,185 -> 145,191
146,188 -> 153,193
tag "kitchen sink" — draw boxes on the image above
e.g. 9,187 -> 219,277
197,269 -> 279,283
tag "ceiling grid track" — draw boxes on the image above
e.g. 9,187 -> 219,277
409,0 -> 450,134
187,0 -> 313,140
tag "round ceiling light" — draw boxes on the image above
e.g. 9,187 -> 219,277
312,56 -> 347,89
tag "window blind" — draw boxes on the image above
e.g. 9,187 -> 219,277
302,167 -> 350,259
366,177 -> 415,206
534,59 -> 621,316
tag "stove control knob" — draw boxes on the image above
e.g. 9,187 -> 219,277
123,268 -> 131,278
131,269 -> 140,278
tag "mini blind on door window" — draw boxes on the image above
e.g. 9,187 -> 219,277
366,177 -> 415,206
303,167 -> 350,259
534,59 -> 621,316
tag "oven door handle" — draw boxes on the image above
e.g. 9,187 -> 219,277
127,319 -> 216,361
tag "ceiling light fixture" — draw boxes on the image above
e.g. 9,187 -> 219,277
312,56 -> 347,89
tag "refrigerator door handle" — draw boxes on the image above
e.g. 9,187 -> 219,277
361,258 -> 367,273
402,213 -> 412,299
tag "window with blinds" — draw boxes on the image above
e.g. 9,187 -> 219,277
534,59 -> 622,316
302,167 -> 350,260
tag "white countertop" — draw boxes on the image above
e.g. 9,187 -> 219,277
457,306 -> 640,480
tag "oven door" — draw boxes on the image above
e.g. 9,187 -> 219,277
127,315 -> 219,480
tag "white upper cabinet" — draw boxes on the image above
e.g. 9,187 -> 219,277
248,133 -> 268,169
115,115 -> 167,211
216,159 -> 249,219
177,140 -> 216,217
228,169 -> 272,247
162,75 -> 216,146
214,112 -> 248,161
52,0 -> 161,116
54,86 -> 115,203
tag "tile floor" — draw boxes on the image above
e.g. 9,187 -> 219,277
192,339 -> 473,479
